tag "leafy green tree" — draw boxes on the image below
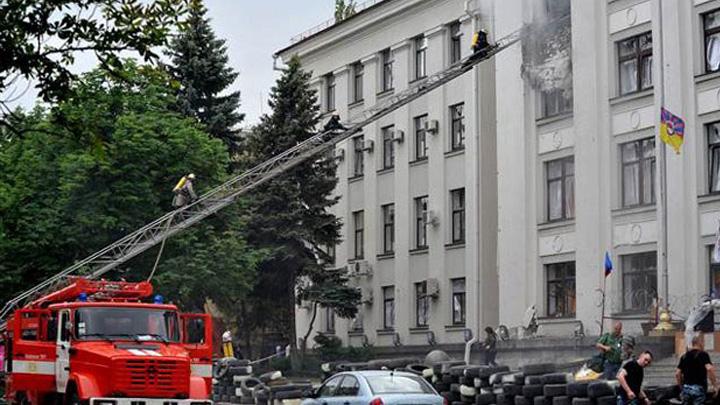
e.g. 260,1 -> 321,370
334,0 -> 357,22
242,56 -> 358,350
166,0 -> 244,155
0,0 -> 188,134
0,62 -> 261,315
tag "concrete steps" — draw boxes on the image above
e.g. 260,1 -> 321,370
644,353 -> 720,387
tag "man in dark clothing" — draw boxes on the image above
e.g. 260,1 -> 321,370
483,326 -> 498,366
676,334 -> 717,405
323,114 -> 347,132
617,350 -> 653,405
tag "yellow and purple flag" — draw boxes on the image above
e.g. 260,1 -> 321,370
660,107 -> 685,154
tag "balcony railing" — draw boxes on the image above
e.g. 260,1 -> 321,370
289,0 -> 389,44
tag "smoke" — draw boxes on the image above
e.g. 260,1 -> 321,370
520,0 -> 572,97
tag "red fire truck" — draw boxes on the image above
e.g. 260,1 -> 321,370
2,278 -> 213,405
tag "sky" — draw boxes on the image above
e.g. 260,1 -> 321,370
7,1 -> 338,127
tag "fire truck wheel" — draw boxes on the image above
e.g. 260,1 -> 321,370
64,388 -> 85,405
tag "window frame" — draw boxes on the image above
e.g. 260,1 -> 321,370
414,114 -> 428,160
617,32 -> 653,96
546,156 -> 575,221
415,36 -> 427,80
451,278 -> 466,325
353,136 -> 364,177
336,375 -> 361,397
450,103 -> 465,151
352,62 -> 364,103
415,281 -> 429,327
381,203 -> 395,254
540,88 -> 573,119
708,121 -> 720,194
620,137 -> 656,207
353,210 -> 364,260
449,22 -> 462,65
382,125 -> 395,169
381,48 -> 394,92
451,188 -> 465,244
545,262 -> 576,318
326,74 -> 336,112
621,252 -> 657,313
414,196 -> 428,249
382,286 -> 395,329
325,307 -> 335,334
704,9 -> 720,73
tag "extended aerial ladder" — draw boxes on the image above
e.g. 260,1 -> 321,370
0,28 -> 522,331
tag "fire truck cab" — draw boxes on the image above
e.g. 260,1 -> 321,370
2,279 -> 213,405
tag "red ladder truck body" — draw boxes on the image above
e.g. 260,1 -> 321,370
2,279 -> 213,405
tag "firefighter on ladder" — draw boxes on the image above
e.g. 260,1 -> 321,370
463,29 -> 493,67
172,173 -> 197,208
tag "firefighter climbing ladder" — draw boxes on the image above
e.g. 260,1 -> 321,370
0,28 -> 522,331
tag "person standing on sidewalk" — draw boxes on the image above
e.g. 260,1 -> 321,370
676,334 -> 718,405
617,350 -> 653,405
483,326 -> 498,366
596,321 -> 624,379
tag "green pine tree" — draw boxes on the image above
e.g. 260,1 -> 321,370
334,0 -> 357,22
242,57 -> 358,349
167,0 -> 244,155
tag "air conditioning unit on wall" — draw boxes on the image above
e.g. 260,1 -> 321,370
392,130 -> 405,144
424,119 -> 439,134
423,210 -> 440,227
349,260 -> 373,277
334,148 -> 345,161
362,140 -> 374,153
427,278 -> 440,298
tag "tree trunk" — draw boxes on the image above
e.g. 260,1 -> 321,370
301,302 -> 319,356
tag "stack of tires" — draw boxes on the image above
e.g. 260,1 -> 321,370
213,359 -> 254,403
212,359 -> 311,404
427,363 -> 510,405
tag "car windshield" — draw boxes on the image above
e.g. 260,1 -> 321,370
365,374 -> 434,395
74,307 -> 180,342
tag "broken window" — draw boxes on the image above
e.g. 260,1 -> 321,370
382,125 -> 395,169
540,88 -> 573,118
621,252 -> 657,313
705,10 -> 720,73
353,210 -> 364,259
353,136 -> 364,177
546,262 -> 576,317
451,278 -> 466,325
415,36 -> 427,79
381,48 -> 394,91
451,188 -> 465,243
449,22 -> 463,64
617,32 -> 653,95
414,114 -> 428,160
325,73 -> 336,112
383,286 -> 395,329
415,196 -> 428,249
352,62 -> 364,103
450,103 -> 465,150
382,203 -> 394,254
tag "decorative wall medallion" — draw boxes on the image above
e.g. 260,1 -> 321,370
552,131 -> 563,150
552,235 -> 564,253
630,110 -> 641,129
630,223 -> 642,244
626,8 -> 638,26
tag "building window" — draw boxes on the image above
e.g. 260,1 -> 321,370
540,88 -> 573,119
325,307 -> 335,333
382,203 -> 395,254
382,125 -> 395,169
621,138 -> 655,207
414,114 -> 428,160
450,22 -> 462,64
383,286 -> 395,329
546,156 -> 575,221
415,281 -> 430,327
705,10 -> 720,73
415,196 -> 428,249
450,103 -> 465,150
351,308 -> 364,331
353,62 -> 364,103
451,278 -> 466,325
353,210 -> 364,259
621,252 -> 657,313
415,36 -> 427,80
353,136 -> 364,177
326,74 -> 336,112
546,262 -> 576,318
451,188 -> 465,243
381,48 -> 394,91
708,122 -> 720,193
617,32 -> 653,95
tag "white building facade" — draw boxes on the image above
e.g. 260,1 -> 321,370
277,0 -> 720,347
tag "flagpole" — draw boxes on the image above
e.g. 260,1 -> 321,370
600,274 -> 607,336
656,0 -> 670,313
